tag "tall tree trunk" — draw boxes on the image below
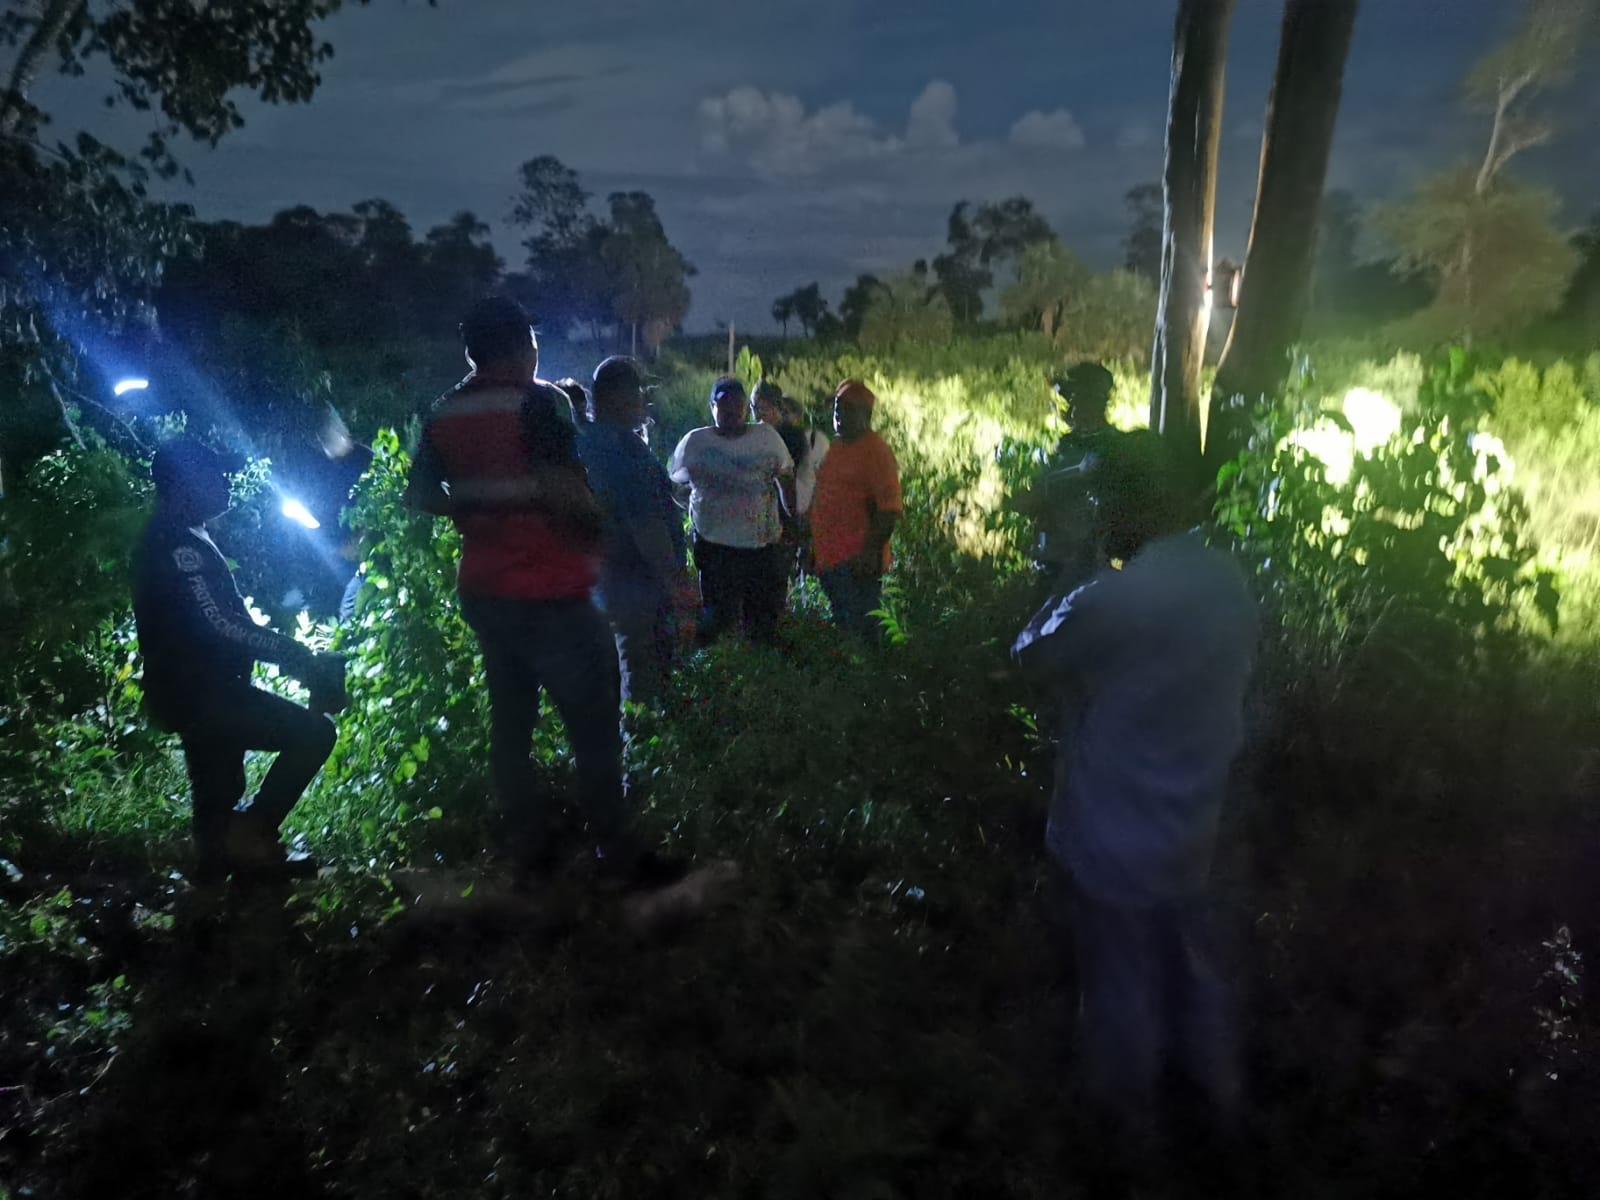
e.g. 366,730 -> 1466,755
1210,0 -> 1359,468
0,0 -> 84,138
1149,0 -> 1236,468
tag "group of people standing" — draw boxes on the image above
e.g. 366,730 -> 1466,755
664,373 -> 901,650
134,295 -> 903,888
131,293 -> 1257,1166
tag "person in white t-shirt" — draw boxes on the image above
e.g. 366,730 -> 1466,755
669,376 -> 795,645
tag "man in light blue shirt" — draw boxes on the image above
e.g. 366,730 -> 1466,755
1013,430 -> 1257,1147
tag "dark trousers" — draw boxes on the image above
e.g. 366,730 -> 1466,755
819,567 -> 884,642
1070,884 -> 1241,1130
460,595 -> 626,862
176,686 -> 337,862
600,589 -> 674,705
693,536 -> 786,646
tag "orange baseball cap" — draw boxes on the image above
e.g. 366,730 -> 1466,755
834,379 -> 876,409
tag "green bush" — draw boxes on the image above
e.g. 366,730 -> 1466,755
1217,348 -> 1559,788
1472,354 -> 1600,561
287,427 -> 496,862
0,445 -> 191,858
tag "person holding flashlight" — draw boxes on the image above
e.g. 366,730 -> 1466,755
134,437 -> 348,884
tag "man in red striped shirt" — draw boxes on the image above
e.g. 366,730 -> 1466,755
405,297 -> 648,884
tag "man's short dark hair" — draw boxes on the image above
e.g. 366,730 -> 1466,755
460,296 -> 534,365
592,356 -> 648,408
1054,362 -> 1115,413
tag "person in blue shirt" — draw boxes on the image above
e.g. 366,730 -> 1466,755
1012,430 -> 1258,1154
577,356 -> 689,704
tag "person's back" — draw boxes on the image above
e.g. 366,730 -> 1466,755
134,514 -> 256,724
1012,430 -> 1256,1146
406,297 -> 660,885
579,421 -> 679,594
421,376 -> 598,601
1029,532 -> 1256,904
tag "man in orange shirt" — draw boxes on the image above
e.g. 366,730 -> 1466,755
809,380 -> 901,641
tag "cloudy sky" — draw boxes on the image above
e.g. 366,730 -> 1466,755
41,0 -> 1600,331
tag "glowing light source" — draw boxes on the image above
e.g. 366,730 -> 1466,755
1288,419 -> 1356,485
1342,387 -> 1402,454
113,378 -> 149,397
1287,388 -> 1405,486
281,498 -> 321,530
1468,430 -> 1515,490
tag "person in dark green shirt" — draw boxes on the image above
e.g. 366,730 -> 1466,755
1013,362 -> 1124,591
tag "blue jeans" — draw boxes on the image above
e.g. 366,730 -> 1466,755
459,595 -> 625,863
819,567 -> 883,642
1070,884 -> 1241,1129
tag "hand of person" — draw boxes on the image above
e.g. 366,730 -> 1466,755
305,652 -> 350,716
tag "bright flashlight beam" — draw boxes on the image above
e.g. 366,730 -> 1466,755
281,498 -> 321,530
113,378 -> 150,397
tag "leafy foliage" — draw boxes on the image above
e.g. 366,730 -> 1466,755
5,339 -> 1600,1197
930,197 -> 1055,323
858,275 -> 954,355
1374,169 -> 1579,342
0,0 -> 359,470
1122,182 -> 1163,284
507,156 -> 694,349
1216,349 -> 1559,781
770,282 -> 831,338
160,204 -> 504,350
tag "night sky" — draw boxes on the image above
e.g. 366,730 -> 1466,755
40,0 -> 1600,332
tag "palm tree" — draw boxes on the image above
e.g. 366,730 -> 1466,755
771,294 -> 795,338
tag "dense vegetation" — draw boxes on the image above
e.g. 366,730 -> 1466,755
3,325 -> 1599,1197
5,0 -> 1600,1194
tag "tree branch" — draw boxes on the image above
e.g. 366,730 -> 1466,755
1476,69 -> 1539,194
0,0 -> 86,139
1491,124 -> 1553,179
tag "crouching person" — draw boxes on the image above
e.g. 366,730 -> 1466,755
135,438 -> 347,883
1011,431 -> 1257,1161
